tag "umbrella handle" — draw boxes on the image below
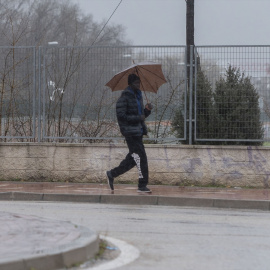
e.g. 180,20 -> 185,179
143,91 -> 149,104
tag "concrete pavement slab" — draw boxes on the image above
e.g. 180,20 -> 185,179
0,211 -> 99,270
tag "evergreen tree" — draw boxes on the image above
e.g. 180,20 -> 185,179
172,69 -> 215,144
195,69 -> 216,142
171,102 -> 185,139
172,65 -> 264,145
214,66 -> 263,145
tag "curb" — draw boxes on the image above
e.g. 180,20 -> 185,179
0,211 -> 99,270
0,192 -> 269,211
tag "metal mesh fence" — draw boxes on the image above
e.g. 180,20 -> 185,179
0,47 -> 36,140
0,45 -> 269,144
194,46 -> 270,143
41,46 -> 186,143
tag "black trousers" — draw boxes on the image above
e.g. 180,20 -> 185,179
111,136 -> 148,188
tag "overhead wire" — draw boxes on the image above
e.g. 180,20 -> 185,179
91,0 -> 123,46
59,0 -> 124,90
87,0 -> 123,93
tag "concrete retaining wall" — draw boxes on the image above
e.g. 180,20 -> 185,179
0,143 -> 269,188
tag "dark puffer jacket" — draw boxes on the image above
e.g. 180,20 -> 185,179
116,87 -> 151,137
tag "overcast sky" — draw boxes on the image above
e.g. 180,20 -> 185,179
71,0 -> 270,46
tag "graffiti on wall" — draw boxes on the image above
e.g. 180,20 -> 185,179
164,146 -> 270,187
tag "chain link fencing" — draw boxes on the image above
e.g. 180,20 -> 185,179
0,45 -> 269,144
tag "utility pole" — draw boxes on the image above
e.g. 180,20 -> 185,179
186,0 -> 194,62
186,0 -> 195,144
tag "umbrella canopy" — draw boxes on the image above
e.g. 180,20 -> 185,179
105,61 -> 167,93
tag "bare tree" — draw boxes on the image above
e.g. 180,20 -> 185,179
0,0 -> 130,142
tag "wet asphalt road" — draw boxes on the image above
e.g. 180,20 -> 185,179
1,201 -> 270,270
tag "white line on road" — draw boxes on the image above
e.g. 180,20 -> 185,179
87,235 -> 140,270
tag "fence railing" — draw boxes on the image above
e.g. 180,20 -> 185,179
194,46 -> 269,144
0,45 -> 269,144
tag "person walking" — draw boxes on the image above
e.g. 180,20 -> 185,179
106,73 -> 152,193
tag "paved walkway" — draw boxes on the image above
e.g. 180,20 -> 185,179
1,181 -> 270,199
0,181 -> 270,270
0,181 -> 270,208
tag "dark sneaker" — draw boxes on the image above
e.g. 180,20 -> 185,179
106,171 -> 114,191
137,186 -> 152,193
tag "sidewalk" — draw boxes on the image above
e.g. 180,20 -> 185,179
1,181 -> 270,210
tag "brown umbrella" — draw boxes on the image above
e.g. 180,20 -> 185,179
105,61 -> 167,93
